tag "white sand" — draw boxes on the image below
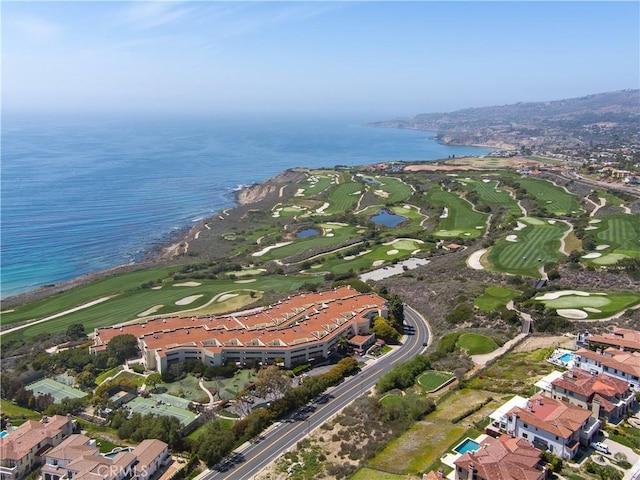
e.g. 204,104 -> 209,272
326,233 -> 334,237
151,286 -> 162,290
217,293 -> 239,302
464,233 -> 471,236
466,249 -> 486,270
235,279 -> 257,283
252,241 -> 293,257
596,244 -> 609,250
372,260 -> 385,267
506,235 -> 518,242
174,281 -> 202,287
547,220 -> 556,224
482,179 -> 491,183
589,219 -> 602,223
138,305 -> 163,317
584,307 -> 602,313
387,249 -> 399,255
440,207 -> 449,219
514,222 -> 527,231
374,190 -> 389,198
582,252 -> 602,259
584,226 -> 598,230
175,295 -> 203,306
535,290 -> 593,300
316,202 -> 330,213
557,309 -> 589,319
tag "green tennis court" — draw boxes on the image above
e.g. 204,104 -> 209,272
25,378 -> 88,403
126,396 -> 196,427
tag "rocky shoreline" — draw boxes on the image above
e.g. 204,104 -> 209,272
1,169 -> 304,309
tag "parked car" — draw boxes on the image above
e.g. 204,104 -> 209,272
590,442 -> 609,454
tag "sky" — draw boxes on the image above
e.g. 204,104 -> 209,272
2,1 -> 639,118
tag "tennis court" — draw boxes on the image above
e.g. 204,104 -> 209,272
126,397 -> 196,427
26,378 -> 88,403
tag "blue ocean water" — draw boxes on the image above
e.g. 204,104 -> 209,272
1,115 -> 491,298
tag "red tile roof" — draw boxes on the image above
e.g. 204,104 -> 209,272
577,348 -> 640,377
551,368 -> 630,404
454,435 -> 543,480
507,394 -> 591,439
588,327 -> 640,351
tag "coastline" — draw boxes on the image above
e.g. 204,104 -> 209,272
0,169 -> 302,309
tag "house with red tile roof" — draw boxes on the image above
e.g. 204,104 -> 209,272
41,434 -> 168,480
92,286 -> 388,373
453,434 -> 546,480
543,368 -> 636,423
506,393 -> 600,460
586,327 -> 640,353
574,348 -> 640,392
0,415 -> 74,480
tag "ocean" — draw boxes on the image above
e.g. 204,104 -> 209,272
1,114 -> 491,298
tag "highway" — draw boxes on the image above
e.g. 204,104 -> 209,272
200,304 -> 430,480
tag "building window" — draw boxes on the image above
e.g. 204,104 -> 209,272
523,433 -> 528,439
523,423 -> 528,428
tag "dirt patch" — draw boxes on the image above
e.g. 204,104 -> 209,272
514,335 -> 575,352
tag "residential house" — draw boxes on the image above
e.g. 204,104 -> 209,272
0,415 -> 74,480
586,327 -> 640,353
506,393 -> 599,460
574,348 -> 640,392
542,368 -> 635,423
454,434 -> 546,480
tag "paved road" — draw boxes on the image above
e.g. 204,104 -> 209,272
199,304 -> 430,480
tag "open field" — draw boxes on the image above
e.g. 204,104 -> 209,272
534,289 -> 640,320
487,217 -> 567,276
425,186 -> 487,238
417,371 -> 455,392
474,286 -> 520,312
456,333 -> 498,355
517,177 -> 583,216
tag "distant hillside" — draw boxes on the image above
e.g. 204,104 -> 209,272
369,90 -> 640,149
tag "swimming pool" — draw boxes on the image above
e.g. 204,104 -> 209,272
104,447 -> 133,458
558,352 -> 575,363
0,431 -> 8,438
453,438 -> 481,455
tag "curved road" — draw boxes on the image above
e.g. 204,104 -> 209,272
201,304 -> 430,480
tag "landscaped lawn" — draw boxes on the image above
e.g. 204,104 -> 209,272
0,399 -> 42,425
517,177 -> 583,216
474,286 -> 520,312
417,371 -> 455,392
487,217 -> 567,276
425,186 -> 488,239
534,290 -> 640,320
456,333 -> 499,355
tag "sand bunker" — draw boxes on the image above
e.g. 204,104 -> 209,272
374,190 -> 389,198
584,226 -> 598,231
589,219 -> 602,223
440,207 -> 449,219
387,249 -> 399,255
582,252 -> 602,259
151,286 -> 162,290
584,307 -> 602,313
217,293 -> 239,302
175,295 -> 203,306
547,220 -> 556,224
482,179 -> 491,183
596,245 -> 609,251
506,235 -> 518,242
174,281 -> 202,287
466,249 -> 486,270
514,221 -> 527,231
252,241 -> 293,257
557,309 -> 589,319
535,290 -> 594,300
235,279 -> 257,283
138,305 -> 163,317
326,233 -> 334,237
316,202 -> 330,214
372,260 -> 385,267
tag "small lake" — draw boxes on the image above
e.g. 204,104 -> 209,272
370,209 -> 406,228
296,228 -> 320,238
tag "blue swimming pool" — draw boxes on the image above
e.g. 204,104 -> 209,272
558,352 -> 575,363
454,438 -> 481,455
104,447 -> 133,458
0,431 -> 8,438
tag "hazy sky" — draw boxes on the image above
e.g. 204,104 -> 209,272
3,1 -> 639,117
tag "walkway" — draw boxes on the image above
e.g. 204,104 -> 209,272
199,378 -> 215,407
